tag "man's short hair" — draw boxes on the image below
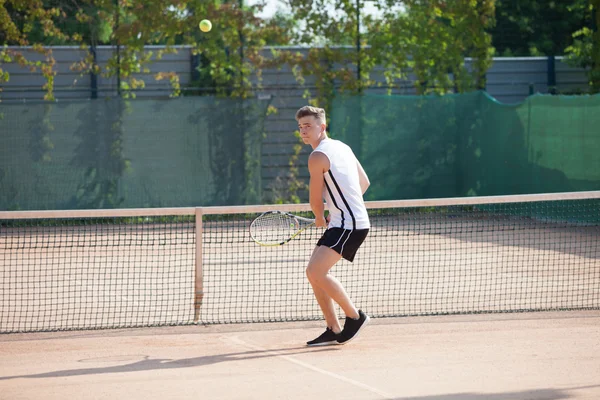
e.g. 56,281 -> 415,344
295,106 -> 326,125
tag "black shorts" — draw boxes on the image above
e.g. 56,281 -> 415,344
317,228 -> 369,262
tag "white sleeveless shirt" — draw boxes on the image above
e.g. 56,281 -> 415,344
313,138 -> 370,230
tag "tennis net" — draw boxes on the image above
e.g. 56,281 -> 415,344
1,191 -> 599,333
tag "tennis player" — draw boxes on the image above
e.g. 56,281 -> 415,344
296,105 -> 371,346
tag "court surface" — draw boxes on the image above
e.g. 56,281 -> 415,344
1,311 -> 599,400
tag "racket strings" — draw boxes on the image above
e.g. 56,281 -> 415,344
250,213 -> 301,245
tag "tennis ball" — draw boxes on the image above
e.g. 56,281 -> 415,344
199,19 -> 212,33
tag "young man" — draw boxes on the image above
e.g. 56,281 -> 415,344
295,105 -> 371,346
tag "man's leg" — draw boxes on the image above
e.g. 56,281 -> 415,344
306,245 -> 360,332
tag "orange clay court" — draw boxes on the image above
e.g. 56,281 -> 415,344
1,312 -> 599,400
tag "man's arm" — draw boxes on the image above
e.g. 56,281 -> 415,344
357,159 -> 370,194
308,152 -> 329,227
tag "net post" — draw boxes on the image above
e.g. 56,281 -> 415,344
194,207 -> 204,323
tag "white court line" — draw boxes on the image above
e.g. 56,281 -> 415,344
226,336 -> 394,400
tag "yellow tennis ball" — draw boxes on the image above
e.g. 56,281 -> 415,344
199,19 -> 212,33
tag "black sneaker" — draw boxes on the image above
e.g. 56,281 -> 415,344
337,310 -> 370,345
307,328 -> 341,347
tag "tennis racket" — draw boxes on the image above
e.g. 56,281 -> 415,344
250,211 -> 315,246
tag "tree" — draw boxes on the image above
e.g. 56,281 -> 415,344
0,1 -> 76,99
282,0 -> 496,108
0,0 -> 291,99
261,10 -> 300,46
370,0 -> 495,94
490,0 -> 588,56
565,0 -> 600,93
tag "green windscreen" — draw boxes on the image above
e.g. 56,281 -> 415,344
331,91 -> 600,200
0,97 -> 270,211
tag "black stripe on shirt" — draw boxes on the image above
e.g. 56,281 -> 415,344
327,171 -> 356,230
324,177 -> 344,227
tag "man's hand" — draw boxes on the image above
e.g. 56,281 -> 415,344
315,216 -> 327,228
315,214 -> 330,228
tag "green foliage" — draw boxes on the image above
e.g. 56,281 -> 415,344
491,0 -> 589,56
283,0 -> 496,108
0,0 -> 292,100
0,0 -> 595,100
261,11 -> 299,46
370,0 -> 496,94
565,0 -> 600,93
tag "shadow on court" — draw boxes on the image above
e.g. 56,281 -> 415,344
391,385 -> 600,400
0,346 -> 337,380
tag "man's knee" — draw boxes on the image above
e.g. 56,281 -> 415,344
306,264 -> 325,284
305,265 -> 315,282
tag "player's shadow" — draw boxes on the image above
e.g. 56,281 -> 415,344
0,346 -> 337,380
391,385 -> 600,399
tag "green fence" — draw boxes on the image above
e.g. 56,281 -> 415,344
2,92 -> 598,211
0,97 -> 271,211
331,91 -> 600,200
